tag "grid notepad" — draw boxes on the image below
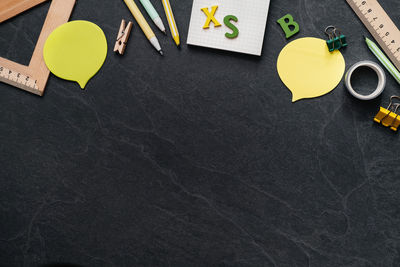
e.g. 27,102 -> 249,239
187,0 -> 271,56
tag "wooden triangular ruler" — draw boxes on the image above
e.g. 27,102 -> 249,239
0,0 -> 76,96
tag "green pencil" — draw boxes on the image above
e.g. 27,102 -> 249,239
139,0 -> 166,34
365,36 -> 400,85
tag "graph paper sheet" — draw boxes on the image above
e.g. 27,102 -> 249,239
187,0 -> 271,56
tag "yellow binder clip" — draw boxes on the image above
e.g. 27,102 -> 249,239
374,96 -> 400,132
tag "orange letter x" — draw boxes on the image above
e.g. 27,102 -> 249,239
201,6 -> 222,29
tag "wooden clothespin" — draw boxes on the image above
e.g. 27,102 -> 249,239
114,19 -> 133,55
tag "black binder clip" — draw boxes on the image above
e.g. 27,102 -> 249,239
325,26 -> 347,52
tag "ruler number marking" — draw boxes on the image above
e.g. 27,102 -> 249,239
348,0 -> 400,71
0,65 -> 39,91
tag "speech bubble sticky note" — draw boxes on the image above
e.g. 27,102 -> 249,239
43,20 -> 108,89
277,37 -> 345,102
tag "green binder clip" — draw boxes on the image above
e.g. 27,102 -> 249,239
325,26 -> 347,52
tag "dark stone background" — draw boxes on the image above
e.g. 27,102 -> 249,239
1,0 -> 400,266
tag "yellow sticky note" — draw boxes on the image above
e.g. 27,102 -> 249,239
277,37 -> 345,102
43,20 -> 108,89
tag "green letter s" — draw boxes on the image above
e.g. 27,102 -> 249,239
224,15 -> 239,39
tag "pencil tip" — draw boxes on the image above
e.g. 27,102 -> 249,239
159,50 -> 164,56
163,30 -> 167,35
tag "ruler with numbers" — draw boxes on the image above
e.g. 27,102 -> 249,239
346,0 -> 400,72
0,0 -> 75,95
0,66 -> 39,92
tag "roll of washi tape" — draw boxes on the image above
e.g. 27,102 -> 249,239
345,60 -> 386,100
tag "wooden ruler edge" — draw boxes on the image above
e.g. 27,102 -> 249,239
0,0 -> 49,23
346,0 -> 400,72
0,0 -> 76,96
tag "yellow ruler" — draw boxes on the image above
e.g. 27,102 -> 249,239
346,0 -> 400,71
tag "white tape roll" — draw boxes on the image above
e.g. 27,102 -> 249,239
345,60 -> 386,100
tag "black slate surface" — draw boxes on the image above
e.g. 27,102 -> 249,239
1,0 -> 400,266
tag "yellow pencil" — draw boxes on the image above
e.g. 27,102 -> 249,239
161,0 -> 180,46
123,0 -> 163,55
